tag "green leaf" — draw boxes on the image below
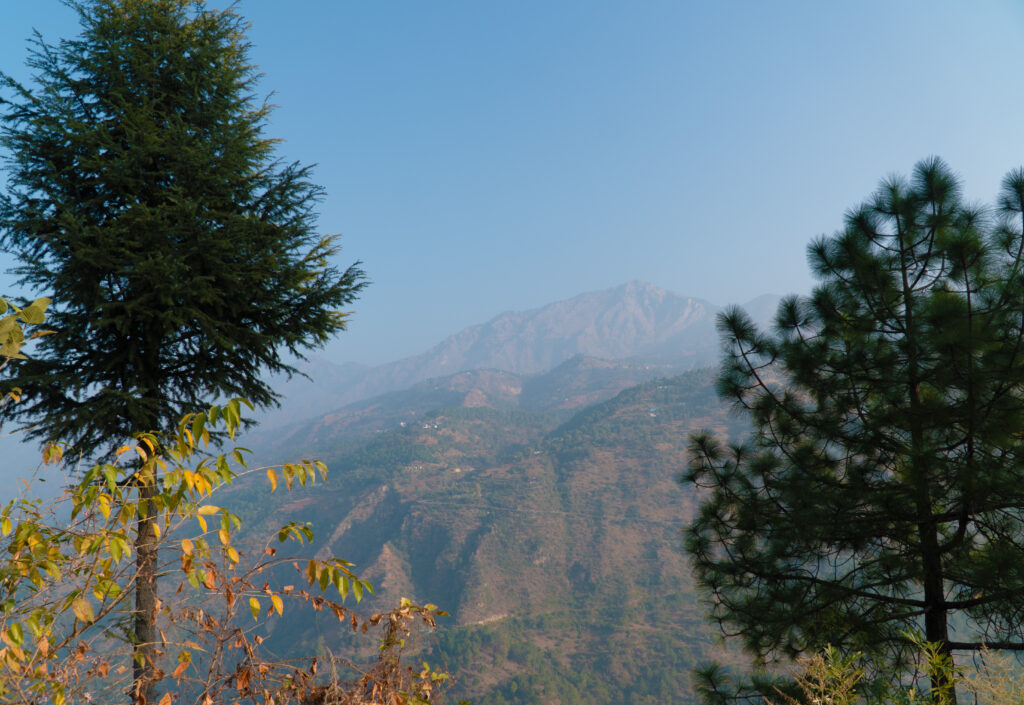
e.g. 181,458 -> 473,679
109,537 -> 122,562
191,414 -> 205,446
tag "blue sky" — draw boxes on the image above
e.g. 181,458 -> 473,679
3,1 -> 1024,365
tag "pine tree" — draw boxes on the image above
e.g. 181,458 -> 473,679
685,158 -> 1024,704
0,1 -> 366,700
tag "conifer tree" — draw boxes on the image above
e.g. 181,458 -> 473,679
686,158 -> 1024,704
0,1 -> 365,700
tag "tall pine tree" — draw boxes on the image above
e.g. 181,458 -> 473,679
686,158 -> 1024,703
0,1 -> 365,701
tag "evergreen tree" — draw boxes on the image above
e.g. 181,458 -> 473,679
685,158 -> 1024,703
0,1 -> 365,700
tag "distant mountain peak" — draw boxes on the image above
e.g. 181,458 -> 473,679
618,279 -> 671,295
398,281 -> 718,377
262,281 -> 742,423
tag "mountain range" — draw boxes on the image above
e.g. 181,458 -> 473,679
227,281 -> 782,704
257,281 -> 777,430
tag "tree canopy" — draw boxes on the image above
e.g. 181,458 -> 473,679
0,0 -> 366,458
685,158 -> 1024,702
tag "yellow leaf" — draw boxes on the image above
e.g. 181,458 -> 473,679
249,597 -> 260,621
267,468 -> 277,492
152,521 -> 161,539
196,474 -> 212,496
227,546 -> 240,564
197,515 -> 207,533
196,505 -> 220,516
271,594 -> 283,616
181,538 -> 194,555
18,298 -> 49,324
218,528 -> 229,545
97,495 -> 111,521
72,598 -> 94,624
159,694 -> 173,705
1,518 -> 10,536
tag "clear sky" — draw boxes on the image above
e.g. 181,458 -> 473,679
3,1 -> 1024,365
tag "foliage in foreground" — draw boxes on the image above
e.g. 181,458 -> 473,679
0,400 -> 451,704
3,305 -> 449,703
720,639 -> 1024,705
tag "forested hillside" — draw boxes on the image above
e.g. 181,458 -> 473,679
229,368 -> 746,704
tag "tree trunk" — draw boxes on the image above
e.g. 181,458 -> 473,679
133,475 -> 159,704
923,574 -> 956,705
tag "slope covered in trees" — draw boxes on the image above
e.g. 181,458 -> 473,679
226,366 -> 746,704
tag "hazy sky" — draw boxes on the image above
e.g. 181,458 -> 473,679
3,2 -> 1024,365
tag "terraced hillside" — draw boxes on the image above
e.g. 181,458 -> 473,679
229,366 -> 749,703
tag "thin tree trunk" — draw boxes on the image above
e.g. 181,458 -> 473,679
922,552 -> 955,704
133,475 -> 159,704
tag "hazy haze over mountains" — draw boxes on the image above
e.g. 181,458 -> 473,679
262,281 -> 778,428
415,280 -> 716,373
